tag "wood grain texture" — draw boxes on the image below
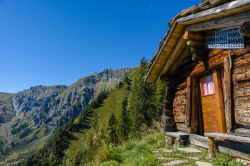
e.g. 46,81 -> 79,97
191,77 -> 199,134
165,132 -> 190,139
187,40 -> 204,46
234,65 -> 250,82
240,21 -> 250,36
185,76 -> 192,126
169,46 -> 190,75
217,140 -> 250,161
177,0 -> 250,25
205,133 -> 250,144
234,128 -> 250,137
156,36 -> 187,84
173,86 -> 187,123
208,137 -> 216,158
167,136 -> 174,146
187,11 -> 250,32
232,47 -> 250,126
176,123 -> 191,133
223,58 -> 232,129
162,81 -> 176,132
199,71 -> 226,134
189,134 -> 209,149
213,70 -> 226,133
183,31 -> 205,41
200,93 -> 219,133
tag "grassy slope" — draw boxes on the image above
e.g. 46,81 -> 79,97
1,122 -> 50,165
1,135 -> 49,165
0,93 -> 14,124
98,131 -> 244,166
63,83 -> 130,165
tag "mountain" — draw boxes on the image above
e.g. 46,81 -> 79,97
0,67 -> 136,165
23,68 -> 139,166
0,92 -> 14,124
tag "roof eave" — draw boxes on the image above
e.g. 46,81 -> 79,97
145,0 -> 250,83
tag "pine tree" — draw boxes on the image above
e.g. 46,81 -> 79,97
93,113 -> 98,129
124,76 -> 131,85
88,132 -> 94,148
155,82 -> 167,121
67,117 -> 74,131
107,113 -> 118,145
129,57 -> 156,134
73,151 -> 83,166
85,132 -> 94,162
118,97 -> 130,140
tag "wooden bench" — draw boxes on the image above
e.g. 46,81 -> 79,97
165,132 -> 190,147
205,133 -> 250,158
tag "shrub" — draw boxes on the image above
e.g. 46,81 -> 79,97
99,160 -> 120,166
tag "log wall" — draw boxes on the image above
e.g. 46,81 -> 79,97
232,41 -> 250,127
172,70 -> 193,133
164,37 -> 250,134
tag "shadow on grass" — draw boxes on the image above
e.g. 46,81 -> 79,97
59,130 -> 78,150
73,109 -> 94,132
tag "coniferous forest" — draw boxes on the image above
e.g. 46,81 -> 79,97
23,58 -> 167,166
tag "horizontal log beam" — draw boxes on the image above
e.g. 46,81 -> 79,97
240,21 -> 250,36
169,46 -> 190,75
176,123 -> 191,133
160,74 -> 176,82
178,0 -> 250,25
190,46 -> 207,62
190,46 -> 206,54
183,31 -> 205,41
205,133 -> 250,144
187,40 -> 204,46
192,53 -> 206,62
187,11 -> 250,31
145,1 -> 250,83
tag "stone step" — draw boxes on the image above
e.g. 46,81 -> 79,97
196,161 -> 213,166
162,160 -> 188,166
177,147 -> 202,153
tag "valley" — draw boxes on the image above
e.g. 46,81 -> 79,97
0,67 -> 136,165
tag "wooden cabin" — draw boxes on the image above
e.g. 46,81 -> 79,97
145,0 -> 250,160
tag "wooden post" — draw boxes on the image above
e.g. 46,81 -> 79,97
185,76 -> 192,126
223,58 -> 232,129
167,136 -> 174,146
208,137 -> 216,158
191,77 -> 198,134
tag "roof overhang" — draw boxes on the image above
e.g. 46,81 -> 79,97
145,0 -> 250,84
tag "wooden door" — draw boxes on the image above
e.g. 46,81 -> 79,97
199,70 -> 226,134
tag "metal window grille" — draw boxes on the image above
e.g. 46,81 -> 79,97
205,26 -> 244,49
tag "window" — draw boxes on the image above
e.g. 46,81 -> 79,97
201,75 -> 215,95
205,26 -> 244,49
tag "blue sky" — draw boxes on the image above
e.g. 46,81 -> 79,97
0,0 -> 201,93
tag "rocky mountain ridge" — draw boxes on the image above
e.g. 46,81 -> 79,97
0,67 -> 136,165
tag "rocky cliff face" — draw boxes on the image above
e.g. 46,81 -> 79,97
0,67 -> 136,164
12,85 -> 67,118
